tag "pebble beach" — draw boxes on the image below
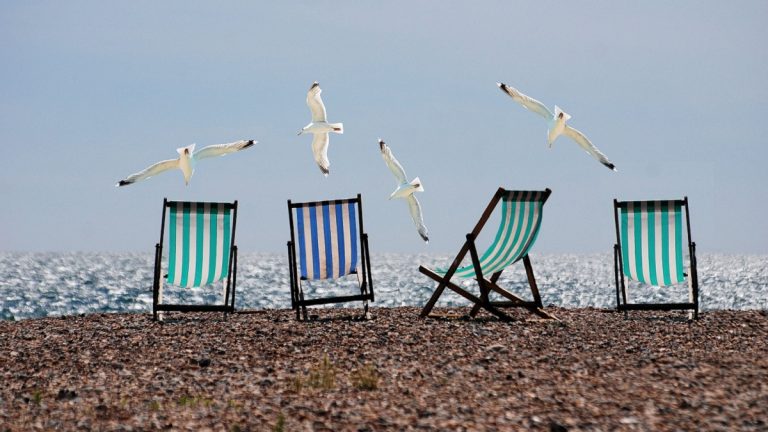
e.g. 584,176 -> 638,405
1,306 -> 766,431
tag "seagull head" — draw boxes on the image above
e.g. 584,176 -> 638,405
553,106 -> 572,122
176,143 -> 196,157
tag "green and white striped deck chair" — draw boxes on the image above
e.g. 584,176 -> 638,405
613,197 -> 699,319
419,187 -> 556,322
152,199 -> 238,320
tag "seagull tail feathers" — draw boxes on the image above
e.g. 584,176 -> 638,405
330,123 -> 344,134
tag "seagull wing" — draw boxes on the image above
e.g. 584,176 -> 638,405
497,82 -> 554,120
562,125 -> 617,171
307,82 -> 327,122
379,140 -> 408,184
406,195 -> 429,243
311,133 -> 330,175
117,158 -> 179,186
193,140 -> 255,161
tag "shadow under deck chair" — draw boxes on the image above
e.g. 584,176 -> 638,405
152,199 -> 238,321
613,197 -> 699,319
287,194 -> 374,321
419,187 -> 556,322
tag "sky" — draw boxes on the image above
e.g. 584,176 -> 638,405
1,1 -> 766,254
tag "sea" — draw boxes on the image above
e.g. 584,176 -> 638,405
0,252 -> 765,320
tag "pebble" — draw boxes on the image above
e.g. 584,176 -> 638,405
0,306 -> 766,430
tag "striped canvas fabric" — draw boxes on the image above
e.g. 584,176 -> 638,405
619,201 -> 686,286
166,202 -> 232,288
440,191 -> 547,279
294,200 -> 359,280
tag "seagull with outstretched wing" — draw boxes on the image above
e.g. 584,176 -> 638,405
116,139 -> 255,187
298,82 -> 344,176
379,139 -> 429,243
497,82 -> 617,171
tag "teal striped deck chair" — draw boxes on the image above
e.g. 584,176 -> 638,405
152,199 -> 238,321
613,197 -> 699,318
419,187 -> 556,322
287,194 -> 373,321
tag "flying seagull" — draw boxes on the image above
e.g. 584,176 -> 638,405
297,82 -> 344,176
497,82 -> 617,171
379,139 -> 429,243
116,139 -> 255,187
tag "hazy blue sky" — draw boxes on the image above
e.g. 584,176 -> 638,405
2,1 -> 766,254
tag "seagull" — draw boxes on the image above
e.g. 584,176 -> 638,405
297,82 -> 344,176
379,139 -> 429,243
497,82 -> 617,171
116,139 -> 256,187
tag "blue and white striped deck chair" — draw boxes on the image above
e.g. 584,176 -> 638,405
613,197 -> 699,319
287,194 -> 373,321
152,199 -> 238,320
419,188 -> 556,322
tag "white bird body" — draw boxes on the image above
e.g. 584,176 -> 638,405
390,177 -> 424,200
497,82 -> 616,171
117,139 -> 255,187
298,82 -> 343,176
177,144 -> 196,184
379,139 -> 429,243
547,106 -> 571,147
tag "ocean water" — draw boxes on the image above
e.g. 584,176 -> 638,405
0,252 -> 765,320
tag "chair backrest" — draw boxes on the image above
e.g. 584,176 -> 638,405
451,189 -> 550,279
163,200 -> 236,288
614,199 -> 690,286
289,196 -> 362,280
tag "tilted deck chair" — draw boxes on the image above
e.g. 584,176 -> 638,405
152,199 -> 238,321
419,187 -> 556,321
287,194 -> 374,321
613,197 -> 699,318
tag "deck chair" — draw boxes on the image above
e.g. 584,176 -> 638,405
152,199 -> 238,321
287,194 -> 374,321
419,187 -> 555,321
613,197 -> 699,318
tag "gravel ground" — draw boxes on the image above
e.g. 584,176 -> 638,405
1,307 -> 766,431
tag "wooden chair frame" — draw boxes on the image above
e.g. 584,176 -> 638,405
613,197 -> 699,319
419,187 -> 556,321
152,198 -> 238,321
287,194 -> 374,321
